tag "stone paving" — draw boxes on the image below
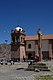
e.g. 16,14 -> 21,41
0,62 -> 53,80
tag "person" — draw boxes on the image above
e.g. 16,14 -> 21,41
10,59 -> 14,65
0,59 -> 3,65
28,61 -> 32,65
35,55 -> 39,62
5,61 -> 7,65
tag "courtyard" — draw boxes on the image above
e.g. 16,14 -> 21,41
0,61 -> 53,80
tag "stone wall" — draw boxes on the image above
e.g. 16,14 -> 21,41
0,44 -> 11,62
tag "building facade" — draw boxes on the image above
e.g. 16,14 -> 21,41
11,26 -> 53,61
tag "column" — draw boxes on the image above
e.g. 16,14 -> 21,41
37,28 -> 42,61
20,46 -> 26,61
35,45 -> 39,57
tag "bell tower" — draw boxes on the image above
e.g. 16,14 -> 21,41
11,25 -> 26,61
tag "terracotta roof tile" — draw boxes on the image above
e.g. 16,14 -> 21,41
25,34 -> 53,40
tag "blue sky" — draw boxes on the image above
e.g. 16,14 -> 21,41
0,0 -> 53,43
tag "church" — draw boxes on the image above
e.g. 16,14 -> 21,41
11,25 -> 53,61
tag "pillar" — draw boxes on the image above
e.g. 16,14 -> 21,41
37,28 -> 42,61
35,45 -> 39,57
20,46 -> 26,61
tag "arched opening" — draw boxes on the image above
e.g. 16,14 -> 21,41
28,53 -> 32,60
28,44 -> 31,49
28,52 -> 35,60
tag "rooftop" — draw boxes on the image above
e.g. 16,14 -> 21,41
25,34 -> 53,40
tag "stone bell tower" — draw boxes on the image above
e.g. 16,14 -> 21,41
11,25 -> 26,61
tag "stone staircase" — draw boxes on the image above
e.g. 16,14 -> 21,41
26,62 -> 50,71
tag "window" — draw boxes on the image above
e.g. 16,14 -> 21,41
28,44 -> 31,49
21,37 -> 24,42
12,37 -> 15,42
21,37 -> 22,42
16,36 -> 19,42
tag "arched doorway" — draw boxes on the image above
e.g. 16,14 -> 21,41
28,52 -> 35,60
28,53 -> 32,60
42,51 -> 49,60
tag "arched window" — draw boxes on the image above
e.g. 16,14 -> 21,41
21,37 -> 22,42
16,36 -> 19,42
12,37 -> 15,42
28,44 -> 31,49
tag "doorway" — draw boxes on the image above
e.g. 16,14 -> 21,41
28,52 -> 35,60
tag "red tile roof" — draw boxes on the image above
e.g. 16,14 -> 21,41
25,34 -> 53,40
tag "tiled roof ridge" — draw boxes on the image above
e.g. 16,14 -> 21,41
25,34 -> 53,40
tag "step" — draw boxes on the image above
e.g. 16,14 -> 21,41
27,62 -> 50,71
28,65 -> 48,69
